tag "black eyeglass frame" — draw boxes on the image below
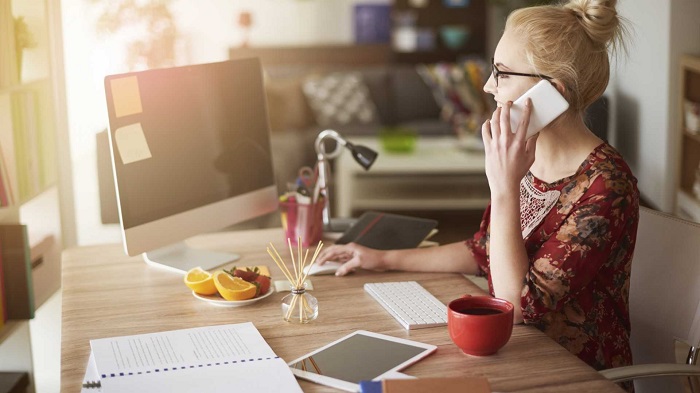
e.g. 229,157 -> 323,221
491,58 -> 553,87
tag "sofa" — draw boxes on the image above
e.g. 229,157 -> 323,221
264,63 -> 455,197
98,45 -> 609,229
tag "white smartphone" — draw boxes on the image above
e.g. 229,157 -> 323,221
509,80 -> 570,139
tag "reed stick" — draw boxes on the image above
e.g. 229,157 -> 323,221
268,238 -> 325,323
287,238 -> 298,286
266,248 -> 295,284
269,243 -> 296,284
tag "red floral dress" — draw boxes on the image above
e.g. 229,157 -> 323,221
466,143 -> 639,371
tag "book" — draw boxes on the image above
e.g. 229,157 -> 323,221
0,224 -> 34,319
360,377 -> 491,393
336,211 -> 438,250
0,241 -> 6,328
81,352 -> 102,392
88,322 -> 302,393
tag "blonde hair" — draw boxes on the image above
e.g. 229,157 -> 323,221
505,0 -> 628,113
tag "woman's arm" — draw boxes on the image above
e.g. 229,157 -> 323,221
315,241 -> 481,276
482,101 -> 537,324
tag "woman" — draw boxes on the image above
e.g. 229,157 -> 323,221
316,0 -> 638,373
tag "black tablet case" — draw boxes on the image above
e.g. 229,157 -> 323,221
336,211 -> 438,250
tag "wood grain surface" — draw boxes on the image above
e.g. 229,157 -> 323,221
60,228 -> 624,392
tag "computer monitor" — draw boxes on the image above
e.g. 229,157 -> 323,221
103,58 -> 278,274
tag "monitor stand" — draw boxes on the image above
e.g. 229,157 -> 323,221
143,242 -> 240,274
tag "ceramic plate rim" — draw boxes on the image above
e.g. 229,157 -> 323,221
192,287 -> 275,307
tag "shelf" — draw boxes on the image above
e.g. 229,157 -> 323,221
352,198 -> 489,211
0,79 -> 50,95
677,189 -> 700,222
391,0 -> 486,64
392,48 -> 484,64
0,322 -> 23,347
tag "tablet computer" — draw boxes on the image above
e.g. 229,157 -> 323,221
287,330 -> 437,392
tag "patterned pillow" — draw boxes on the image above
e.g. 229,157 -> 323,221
302,72 -> 379,127
416,60 -> 493,136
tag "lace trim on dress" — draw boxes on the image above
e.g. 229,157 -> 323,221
520,176 -> 560,239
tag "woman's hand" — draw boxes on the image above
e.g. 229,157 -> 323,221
481,99 -> 538,198
315,243 -> 387,276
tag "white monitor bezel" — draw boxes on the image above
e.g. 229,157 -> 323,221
104,58 -> 278,261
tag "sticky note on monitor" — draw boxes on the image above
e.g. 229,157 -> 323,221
114,123 -> 152,164
110,76 -> 143,118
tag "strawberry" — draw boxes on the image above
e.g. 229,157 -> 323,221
254,275 -> 271,296
225,266 -> 259,282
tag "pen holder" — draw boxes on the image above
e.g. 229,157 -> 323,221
279,199 -> 324,247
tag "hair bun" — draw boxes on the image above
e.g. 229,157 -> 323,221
564,0 -> 621,47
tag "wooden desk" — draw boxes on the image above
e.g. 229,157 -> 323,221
60,228 -> 623,392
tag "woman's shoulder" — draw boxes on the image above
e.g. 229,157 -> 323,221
586,143 -> 637,183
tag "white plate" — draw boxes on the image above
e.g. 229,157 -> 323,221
192,287 -> 275,307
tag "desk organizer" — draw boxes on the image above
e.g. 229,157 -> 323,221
279,197 -> 324,247
267,239 -> 323,323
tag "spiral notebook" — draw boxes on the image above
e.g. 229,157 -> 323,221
82,322 -> 302,393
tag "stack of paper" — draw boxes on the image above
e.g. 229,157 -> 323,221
82,322 -> 302,393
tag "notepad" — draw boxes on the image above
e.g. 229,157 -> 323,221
87,322 -> 302,393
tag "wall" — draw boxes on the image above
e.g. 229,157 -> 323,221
613,0 -> 700,212
61,0 -> 390,245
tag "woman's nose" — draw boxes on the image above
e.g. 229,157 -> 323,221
483,74 -> 496,95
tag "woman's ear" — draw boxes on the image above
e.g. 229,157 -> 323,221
550,80 -> 567,96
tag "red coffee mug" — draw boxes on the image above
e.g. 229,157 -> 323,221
447,295 -> 514,356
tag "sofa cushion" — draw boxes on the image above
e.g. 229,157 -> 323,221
265,74 -> 315,132
390,66 -> 441,123
359,67 -> 394,125
302,71 -> 379,128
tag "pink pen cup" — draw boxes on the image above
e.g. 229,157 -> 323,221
279,199 -> 323,247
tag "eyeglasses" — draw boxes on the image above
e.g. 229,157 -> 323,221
491,58 -> 553,87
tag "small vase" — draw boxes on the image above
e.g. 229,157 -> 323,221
281,289 -> 318,323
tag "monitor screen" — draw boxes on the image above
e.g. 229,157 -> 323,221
104,58 -> 278,272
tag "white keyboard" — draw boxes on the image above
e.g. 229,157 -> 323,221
364,281 -> 448,330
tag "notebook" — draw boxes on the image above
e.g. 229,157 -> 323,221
85,322 -> 302,393
336,212 -> 438,250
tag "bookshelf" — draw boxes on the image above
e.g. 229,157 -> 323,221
0,0 -> 72,391
676,55 -> 700,222
390,0 -> 487,64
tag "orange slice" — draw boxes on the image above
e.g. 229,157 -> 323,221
184,267 -> 217,295
213,271 -> 257,301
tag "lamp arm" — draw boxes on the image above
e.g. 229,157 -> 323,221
315,129 -> 347,160
315,154 -> 331,227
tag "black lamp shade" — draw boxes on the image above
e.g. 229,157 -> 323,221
347,143 -> 378,170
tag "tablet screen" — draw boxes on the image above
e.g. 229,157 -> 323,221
289,332 -> 428,384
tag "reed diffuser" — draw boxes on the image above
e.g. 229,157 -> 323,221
267,238 -> 323,323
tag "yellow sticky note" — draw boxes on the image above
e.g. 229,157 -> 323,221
110,76 -> 143,118
114,123 -> 152,164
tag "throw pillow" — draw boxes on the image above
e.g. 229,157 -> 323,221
302,72 -> 379,128
416,60 -> 493,137
264,74 -> 315,132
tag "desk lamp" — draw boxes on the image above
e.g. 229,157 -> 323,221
314,129 -> 378,231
